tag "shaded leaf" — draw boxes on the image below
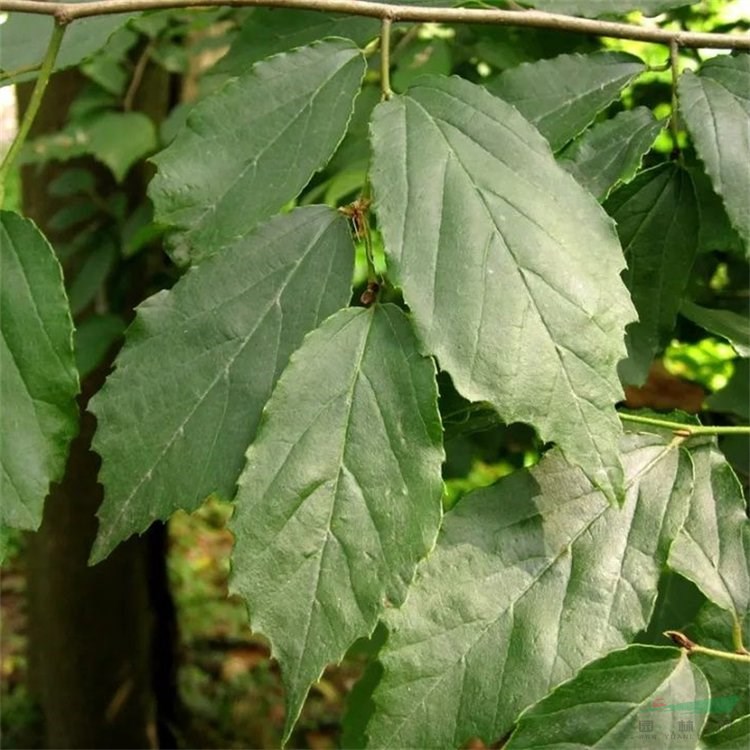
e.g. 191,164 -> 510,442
488,51 -> 645,151
689,603 -> 750,736
213,10 -> 379,76
522,0 -> 698,16
230,304 -> 444,742
366,431 -> 693,748
74,314 -> 125,379
370,75 -> 635,503
559,107 -> 663,201
702,715 -> 750,749
149,39 -> 366,265
23,112 -> 157,183
0,12 -> 133,85
678,54 -> 750,253
681,301 -> 750,357
89,207 -> 353,563
506,645 -> 709,750
689,166 -> 744,255
707,360 -> 749,421
668,440 -> 750,626
606,164 -> 699,386
0,212 -> 79,529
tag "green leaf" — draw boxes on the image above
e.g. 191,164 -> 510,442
522,1 -> 698,16
702,715 -> 750,749
89,207 -> 354,563
370,75 -> 635,503
559,107 -> 663,201
689,166 -> 744,256
365,432 -> 693,748
0,12 -> 133,84
230,304 -> 444,742
149,39 -> 366,265
681,301 -> 750,358
74,314 -> 126,380
605,164 -> 699,386
707,360 -> 749,421
689,603 -> 750,735
23,112 -> 157,183
505,645 -> 709,750
213,9 -> 379,76
488,51 -> 645,151
668,440 -> 750,627
0,212 -> 79,530
678,54 -> 750,253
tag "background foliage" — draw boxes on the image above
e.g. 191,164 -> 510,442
1,0 -> 748,747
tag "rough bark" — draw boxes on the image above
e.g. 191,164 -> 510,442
21,61 -> 179,750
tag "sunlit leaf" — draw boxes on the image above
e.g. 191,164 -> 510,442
366,431 -> 693,748
505,646 -> 709,750
371,75 -> 635,503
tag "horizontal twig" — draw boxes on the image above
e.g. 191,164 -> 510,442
0,0 -> 748,50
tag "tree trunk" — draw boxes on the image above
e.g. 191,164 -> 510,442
21,63 -> 179,750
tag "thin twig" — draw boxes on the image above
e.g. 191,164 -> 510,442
123,38 -> 156,112
380,17 -> 393,100
665,631 -> 750,664
0,22 -> 66,204
0,0 -> 748,50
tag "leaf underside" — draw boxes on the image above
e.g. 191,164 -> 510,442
366,431 -> 695,748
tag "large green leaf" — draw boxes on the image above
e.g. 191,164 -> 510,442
605,164 -> 699,386
678,54 -> 750,253
0,212 -> 79,529
230,304 -> 444,741
89,207 -> 353,563
668,440 -> 750,628
0,11 -> 133,84
559,107 -> 663,201
702,716 -> 750,748
505,645 -> 709,750
522,1 -> 697,16
488,51 -> 645,151
681,301 -> 750,357
365,431 -> 693,748
370,75 -> 635,503
149,39 -> 366,265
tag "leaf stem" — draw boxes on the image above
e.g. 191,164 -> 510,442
665,631 -> 750,664
0,22 -> 66,205
732,617 -> 748,655
380,17 -> 393,100
619,412 -> 750,437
